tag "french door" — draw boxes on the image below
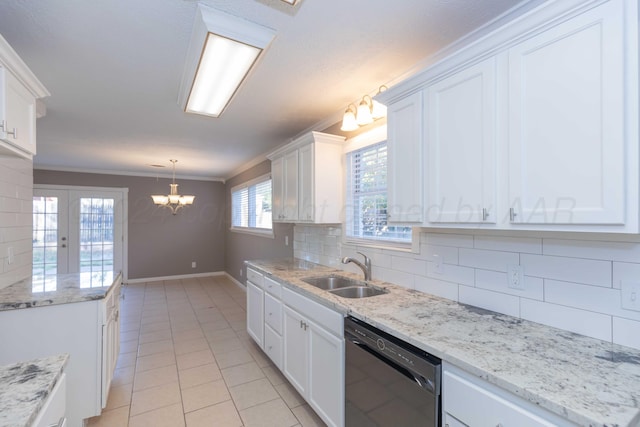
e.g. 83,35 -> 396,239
33,186 -> 126,277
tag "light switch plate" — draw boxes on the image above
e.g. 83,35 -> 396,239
621,281 -> 640,312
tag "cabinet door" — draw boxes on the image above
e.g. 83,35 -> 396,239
283,150 -> 299,221
283,306 -> 309,396
298,143 -> 314,222
508,0 -> 625,225
443,412 -> 468,427
427,58 -> 497,224
387,90 -> 424,223
271,157 -> 284,221
1,68 -> 36,155
308,323 -> 344,427
246,281 -> 264,347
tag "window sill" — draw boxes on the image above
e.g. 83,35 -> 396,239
344,229 -> 420,253
230,227 -> 274,239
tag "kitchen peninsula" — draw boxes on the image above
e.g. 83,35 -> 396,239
0,271 -> 122,427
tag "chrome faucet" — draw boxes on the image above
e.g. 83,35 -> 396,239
341,252 -> 372,281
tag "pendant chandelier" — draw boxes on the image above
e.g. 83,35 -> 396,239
151,159 -> 195,215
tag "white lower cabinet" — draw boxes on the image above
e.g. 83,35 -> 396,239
246,280 -> 264,347
246,268 -> 344,427
443,362 -> 577,427
282,287 -> 344,427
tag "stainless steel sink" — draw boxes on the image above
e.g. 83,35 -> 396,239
328,286 -> 388,298
301,275 -> 388,298
301,275 -> 366,290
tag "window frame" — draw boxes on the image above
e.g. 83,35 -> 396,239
230,173 -> 274,238
343,126 -> 416,252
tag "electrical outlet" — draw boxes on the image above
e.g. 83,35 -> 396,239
507,265 -> 525,290
433,254 -> 443,274
621,281 -> 640,312
285,235 -> 289,246
191,261 -> 196,268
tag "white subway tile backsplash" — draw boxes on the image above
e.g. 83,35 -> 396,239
293,226 -> 638,349
0,157 -> 32,289
521,254 -> 611,287
544,238 -> 640,262
423,232 -> 473,248
378,268 -> 415,290
391,256 -> 427,276
421,244 -> 458,264
475,269 -> 544,300
544,279 -> 640,322
612,262 -> 640,290
426,262 -> 474,286
459,248 -> 518,272
612,317 -> 640,349
474,235 -> 542,254
414,276 -> 459,301
458,286 -> 520,317
520,299 -> 612,341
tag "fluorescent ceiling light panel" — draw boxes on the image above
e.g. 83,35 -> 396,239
179,4 -> 276,117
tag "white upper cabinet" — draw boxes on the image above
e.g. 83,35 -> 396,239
386,90 -> 424,223
378,0 -> 638,233
507,0 -> 626,226
268,131 -> 345,224
0,35 -> 49,158
426,58 -> 497,224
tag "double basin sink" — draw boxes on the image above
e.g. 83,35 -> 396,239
301,275 -> 388,299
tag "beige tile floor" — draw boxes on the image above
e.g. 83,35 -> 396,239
87,276 -> 327,427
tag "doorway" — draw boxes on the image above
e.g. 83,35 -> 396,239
33,185 -> 128,279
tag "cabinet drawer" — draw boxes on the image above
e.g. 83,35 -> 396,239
264,324 -> 283,370
282,287 -> 343,337
247,268 -> 264,287
264,292 -> 282,334
264,277 -> 282,298
443,364 -> 574,426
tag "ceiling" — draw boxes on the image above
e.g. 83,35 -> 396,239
0,0 -> 535,181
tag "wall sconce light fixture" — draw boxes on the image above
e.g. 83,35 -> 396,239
341,85 -> 388,132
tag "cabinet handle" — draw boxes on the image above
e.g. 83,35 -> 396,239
300,320 -> 304,329
509,207 -> 517,222
482,208 -> 489,221
1,122 -> 17,139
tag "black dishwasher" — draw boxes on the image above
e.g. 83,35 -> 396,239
344,316 -> 441,427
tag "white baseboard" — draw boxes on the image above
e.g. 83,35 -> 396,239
224,272 -> 246,290
126,271 -> 225,284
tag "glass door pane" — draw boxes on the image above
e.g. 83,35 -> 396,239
79,197 -> 115,273
33,189 -> 69,276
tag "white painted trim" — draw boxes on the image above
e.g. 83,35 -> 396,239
0,34 -> 50,98
377,0 -> 610,105
224,272 -> 246,290
343,125 -> 387,154
126,271 -> 225,284
230,172 -> 271,193
266,131 -> 345,160
229,227 -> 275,238
34,165 -> 225,182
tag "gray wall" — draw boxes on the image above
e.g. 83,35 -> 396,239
34,170 -> 226,280
225,160 -> 293,283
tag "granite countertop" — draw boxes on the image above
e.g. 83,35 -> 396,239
246,258 -> 640,427
0,354 -> 68,427
0,270 -> 120,311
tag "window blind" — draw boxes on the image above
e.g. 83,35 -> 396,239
232,176 -> 272,230
346,141 -> 411,243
